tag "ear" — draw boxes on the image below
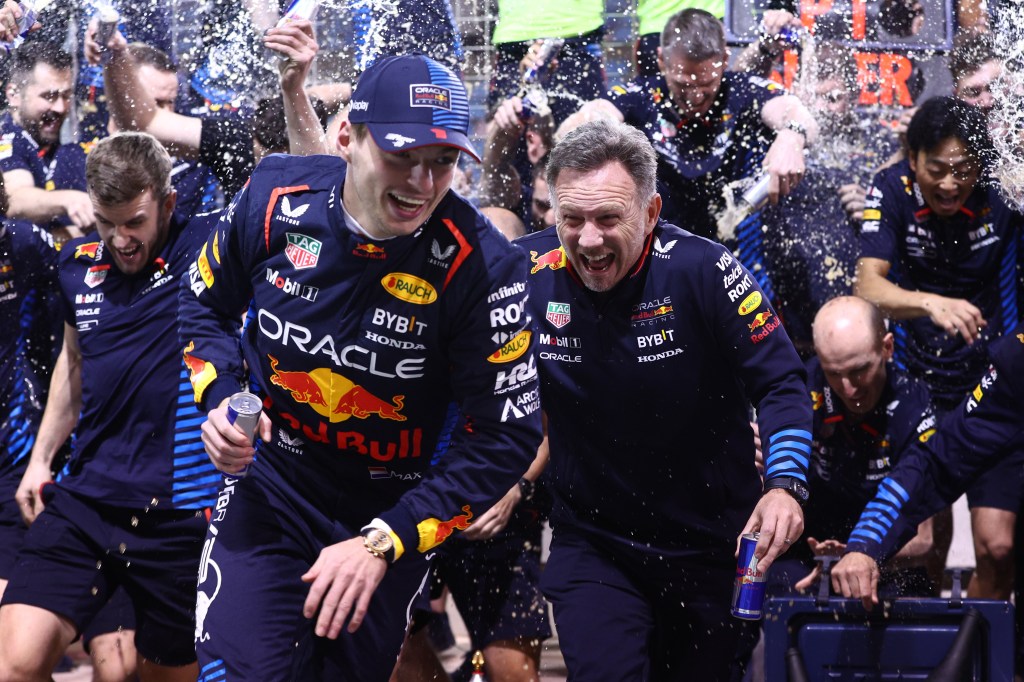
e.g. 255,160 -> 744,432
645,193 -> 662,234
5,82 -> 18,108
336,118 -> 353,162
908,150 -> 918,174
881,331 -> 894,361
163,187 -> 178,217
656,46 -> 665,74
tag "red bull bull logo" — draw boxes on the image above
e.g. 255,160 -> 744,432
183,341 -> 218,402
381,273 -> 437,304
353,243 -> 387,260
267,355 -> 406,423
74,242 -> 102,260
416,505 -> 473,552
810,391 -> 824,411
530,248 -> 567,274
747,311 -> 772,332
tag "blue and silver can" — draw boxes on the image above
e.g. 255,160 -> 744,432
225,391 -> 262,478
732,532 -> 767,620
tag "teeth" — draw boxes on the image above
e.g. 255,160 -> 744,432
391,193 -> 426,206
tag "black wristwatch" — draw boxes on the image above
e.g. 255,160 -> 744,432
517,477 -> 535,503
763,477 -> 809,506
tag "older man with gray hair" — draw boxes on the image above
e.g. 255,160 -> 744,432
518,118 -> 812,680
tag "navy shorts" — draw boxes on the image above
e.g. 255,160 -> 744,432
965,445 -> 1024,512
0,471 -> 27,579
0,486 -> 207,666
196,470 -> 431,682
82,588 -> 136,652
542,528 -> 742,682
435,508 -> 551,648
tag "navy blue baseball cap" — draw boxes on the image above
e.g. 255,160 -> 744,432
348,55 -> 480,161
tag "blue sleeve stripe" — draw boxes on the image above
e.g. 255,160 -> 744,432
765,448 -> 810,470
765,469 -> 807,483
876,487 -> 905,508
768,439 -> 811,456
769,429 -> 812,445
879,478 -> 910,503
864,502 -> 898,521
765,460 -> 802,474
861,510 -> 895,527
850,527 -> 883,543
861,518 -> 891,535
173,451 -> 211,467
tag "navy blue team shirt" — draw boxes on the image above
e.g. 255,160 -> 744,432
799,358 -> 935,559
57,212 -> 220,509
518,222 -> 812,562
178,154 -> 542,558
846,322 -> 1024,561
0,112 -> 59,190
0,221 -> 59,479
607,73 -> 785,240
860,159 -> 1021,409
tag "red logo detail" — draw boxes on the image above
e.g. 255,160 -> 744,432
433,505 -> 474,545
268,355 -> 327,407
530,248 -> 567,274
334,387 -> 406,422
431,128 -> 448,140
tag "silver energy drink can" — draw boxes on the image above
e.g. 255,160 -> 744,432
522,38 -> 565,85
731,532 -> 767,620
280,0 -> 319,23
0,0 -> 40,53
94,5 -> 120,61
225,391 -> 262,477
740,173 -> 772,213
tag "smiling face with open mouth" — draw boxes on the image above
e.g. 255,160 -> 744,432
553,162 -> 661,293
339,123 -> 459,239
94,188 -> 176,276
909,136 -> 981,219
8,63 -> 73,146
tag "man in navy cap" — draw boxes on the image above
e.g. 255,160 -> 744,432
178,54 -> 542,680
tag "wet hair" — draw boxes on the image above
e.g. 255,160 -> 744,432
86,132 -> 172,205
948,29 -> 998,85
126,42 -> 177,73
546,119 -> 657,203
9,40 -> 72,89
814,43 -> 857,90
660,9 -> 726,62
906,96 -> 993,166
252,95 -> 332,154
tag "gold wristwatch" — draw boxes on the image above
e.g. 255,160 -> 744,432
361,528 -> 395,563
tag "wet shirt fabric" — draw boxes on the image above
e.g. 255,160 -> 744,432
607,73 -> 784,240
860,160 -> 1021,409
800,358 -> 935,555
847,323 -> 1024,561
199,114 -> 255,201
519,223 -> 812,564
0,112 -> 59,189
178,153 -> 542,557
0,221 -> 59,478
57,213 -> 220,509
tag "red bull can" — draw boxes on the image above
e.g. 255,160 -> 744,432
732,532 -> 767,620
225,391 -> 262,478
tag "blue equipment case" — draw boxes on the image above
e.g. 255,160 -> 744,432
763,566 -> 1015,681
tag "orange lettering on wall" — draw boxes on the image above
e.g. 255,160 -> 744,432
852,0 -> 868,39
879,53 -> 914,106
799,0 -> 834,33
855,52 -> 880,105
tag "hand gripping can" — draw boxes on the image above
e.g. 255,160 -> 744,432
225,391 -> 262,478
732,532 -> 767,620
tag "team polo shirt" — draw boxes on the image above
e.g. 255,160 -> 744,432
608,72 -> 785,239
519,222 -> 812,561
57,213 -> 220,509
860,160 -> 1021,409
847,322 -> 1024,561
798,358 -> 934,559
0,112 -> 59,189
0,221 -> 59,478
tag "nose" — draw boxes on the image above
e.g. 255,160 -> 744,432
577,222 -> 602,249
840,376 -> 858,399
978,91 -> 994,110
408,163 -> 433,195
51,96 -> 68,115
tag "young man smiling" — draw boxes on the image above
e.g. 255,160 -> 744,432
0,132 -> 220,681
855,95 -> 1024,602
179,54 -> 541,680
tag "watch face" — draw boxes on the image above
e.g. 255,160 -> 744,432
367,530 -> 393,552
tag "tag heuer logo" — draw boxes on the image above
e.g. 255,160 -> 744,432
84,264 -> 110,288
285,233 -> 322,270
546,302 -> 571,328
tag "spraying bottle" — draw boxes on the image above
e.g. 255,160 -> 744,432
93,1 -> 120,62
0,0 -> 51,54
